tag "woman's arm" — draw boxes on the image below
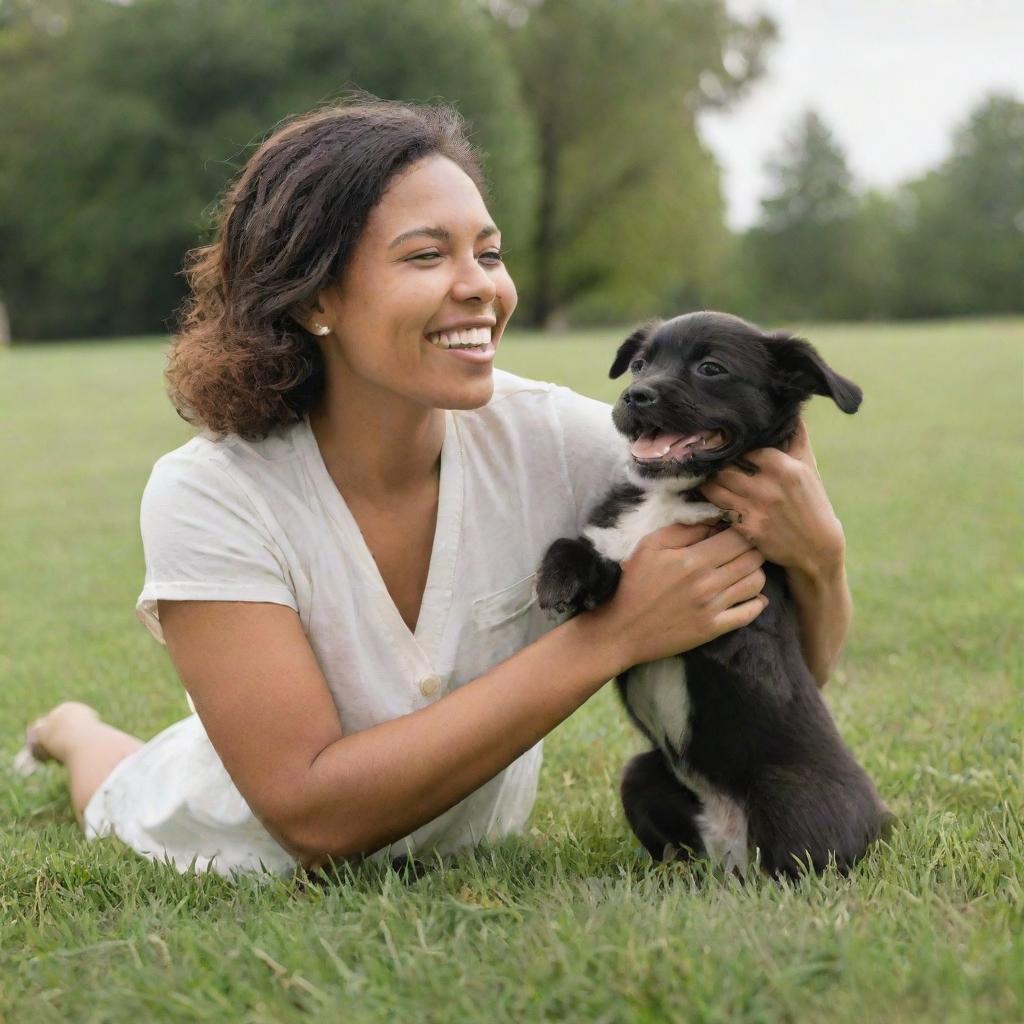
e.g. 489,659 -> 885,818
158,524 -> 768,868
699,420 -> 851,686
784,558 -> 851,686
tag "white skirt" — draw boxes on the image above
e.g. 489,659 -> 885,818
83,714 -> 542,878
83,714 -> 296,877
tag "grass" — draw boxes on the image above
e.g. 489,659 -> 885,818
1,319 -> 1022,1023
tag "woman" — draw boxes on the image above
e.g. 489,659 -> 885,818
20,99 -> 850,876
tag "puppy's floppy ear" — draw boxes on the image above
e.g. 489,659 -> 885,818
609,319 -> 661,379
767,331 -> 863,413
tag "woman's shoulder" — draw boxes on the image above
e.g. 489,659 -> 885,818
153,418 -> 305,472
142,418 -> 313,531
147,417 -> 309,487
487,368 -> 560,403
463,370 -> 627,527
478,369 -> 611,424
475,369 -> 618,446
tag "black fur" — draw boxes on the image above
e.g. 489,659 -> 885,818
538,311 -> 889,879
620,750 -> 706,862
536,536 -> 622,617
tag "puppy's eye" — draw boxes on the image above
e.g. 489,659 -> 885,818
697,360 -> 727,377
629,358 -> 646,374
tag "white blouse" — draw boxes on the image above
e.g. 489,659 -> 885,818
84,370 -> 624,876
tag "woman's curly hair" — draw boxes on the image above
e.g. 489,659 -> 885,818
167,97 -> 487,441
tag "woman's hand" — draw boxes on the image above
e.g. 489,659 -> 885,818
699,420 -> 851,685
587,523 -> 769,670
699,419 -> 846,581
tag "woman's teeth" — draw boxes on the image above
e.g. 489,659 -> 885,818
427,327 -> 493,349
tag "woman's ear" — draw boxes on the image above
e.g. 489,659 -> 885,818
767,331 -> 863,413
609,319 -> 661,378
290,296 -> 330,337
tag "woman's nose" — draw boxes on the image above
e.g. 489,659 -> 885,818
451,256 -> 497,304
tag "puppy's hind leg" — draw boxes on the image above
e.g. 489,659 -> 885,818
620,749 -> 706,863
536,536 -> 621,617
746,767 -> 890,879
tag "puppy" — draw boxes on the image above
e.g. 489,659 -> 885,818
537,311 -> 890,878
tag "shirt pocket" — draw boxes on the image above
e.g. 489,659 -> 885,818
472,573 -> 539,630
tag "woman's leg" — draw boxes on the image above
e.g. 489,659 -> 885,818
26,702 -> 144,828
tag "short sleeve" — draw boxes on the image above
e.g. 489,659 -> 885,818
549,384 -> 629,532
135,449 -> 298,644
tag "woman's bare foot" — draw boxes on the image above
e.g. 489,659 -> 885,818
17,702 -> 143,826
25,701 -> 102,764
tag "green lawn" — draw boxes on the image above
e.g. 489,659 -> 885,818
1,320 -> 1022,1023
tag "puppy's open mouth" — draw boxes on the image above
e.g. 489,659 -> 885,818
628,429 -> 730,463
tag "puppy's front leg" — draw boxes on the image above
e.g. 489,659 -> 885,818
536,535 -> 622,618
620,749 -> 706,863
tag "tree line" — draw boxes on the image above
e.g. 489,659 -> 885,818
0,0 -> 1019,341
731,97 -> 1024,322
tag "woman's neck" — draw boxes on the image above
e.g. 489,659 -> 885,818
308,379 -> 445,505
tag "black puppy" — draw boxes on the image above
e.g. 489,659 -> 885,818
536,311 -> 890,878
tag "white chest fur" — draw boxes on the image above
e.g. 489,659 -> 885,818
623,658 -> 691,759
592,480 -> 748,873
583,484 -> 721,563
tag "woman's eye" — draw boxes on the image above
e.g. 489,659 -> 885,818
408,251 -> 443,263
478,248 -> 504,264
629,358 -> 646,374
697,360 -> 727,377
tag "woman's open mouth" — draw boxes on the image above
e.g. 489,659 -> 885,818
424,326 -> 495,364
628,429 -> 730,462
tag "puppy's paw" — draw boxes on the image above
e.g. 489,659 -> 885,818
677,501 -> 724,526
536,536 -> 620,617
536,538 -> 592,616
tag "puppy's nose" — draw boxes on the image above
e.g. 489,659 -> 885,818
623,384 -> 658,408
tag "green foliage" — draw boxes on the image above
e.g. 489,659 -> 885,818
892,94 -> 1024,317
2,321 -> 1023,1021
740,110 -> 862,321
2,0 -> 1021,339
0,0 -> 534,339
490,0 -> 775,325
735,96 -> 1024,325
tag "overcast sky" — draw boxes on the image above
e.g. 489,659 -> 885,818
699,0 -> 1024,228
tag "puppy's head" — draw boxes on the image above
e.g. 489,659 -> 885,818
609,311 -> 862,483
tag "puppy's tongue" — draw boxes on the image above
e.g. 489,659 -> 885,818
630,431 -> 704,461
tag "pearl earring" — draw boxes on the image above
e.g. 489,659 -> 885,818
313,324 -> 330,336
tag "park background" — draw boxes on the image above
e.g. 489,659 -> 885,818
1,1 -> 1021,1021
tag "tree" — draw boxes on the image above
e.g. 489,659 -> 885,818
742,110 -> 861,321
486,0 -> 775,325
0,0 -> 534,339
894,93 -> 1024,317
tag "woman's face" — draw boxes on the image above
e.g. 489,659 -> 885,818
314,155 -> 517,412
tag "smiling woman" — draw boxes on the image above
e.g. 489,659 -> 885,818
18,97 -> 827,878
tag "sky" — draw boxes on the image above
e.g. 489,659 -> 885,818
699,0 -> 1024,228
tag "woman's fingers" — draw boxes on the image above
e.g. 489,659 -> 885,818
786,418 -> 817,470
712,594 -> 769,636
688,525 -> 756,567
712,547 -> 765,590
606,524 -> 769,664
702,467 -> 760,503
714,565 -> 767,611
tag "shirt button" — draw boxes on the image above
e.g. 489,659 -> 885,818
419,674 -> 442,697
